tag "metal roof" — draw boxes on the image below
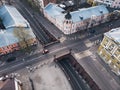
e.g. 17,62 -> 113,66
0,5 -> 28,29
0,79 -> 15,90
0,5 -> 36,48
105,27 -> 120,44
44,3 -> 109,23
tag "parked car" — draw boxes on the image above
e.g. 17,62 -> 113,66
6,57 -> 16,62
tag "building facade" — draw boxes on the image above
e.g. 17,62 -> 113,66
0,5 -> 37,55
44,3 -> 109,34
93,0 -> 120,8
98,28 -> 120,75
34,0 -> 57,10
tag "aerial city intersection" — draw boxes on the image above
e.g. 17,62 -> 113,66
0,0 -> 120,90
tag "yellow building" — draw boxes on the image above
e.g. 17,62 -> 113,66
87,0 -> 94,5
98,28 -> 120,75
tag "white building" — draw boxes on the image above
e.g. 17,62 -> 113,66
94,0 -> 120,8
44,3 -> 109,34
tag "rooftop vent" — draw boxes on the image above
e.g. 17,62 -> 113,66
100,10 -> 103,14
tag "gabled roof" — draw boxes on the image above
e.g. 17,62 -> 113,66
44,3 -> 109,23
0,79 -> 15,90
0,5 -> 28,29
105,27 -> 120,44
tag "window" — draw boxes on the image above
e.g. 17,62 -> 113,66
114,48 -> 120,58
103,38 -> 109,47
117,61 -> 120,65
66,21 -> 68,24
108,43 -> 115,51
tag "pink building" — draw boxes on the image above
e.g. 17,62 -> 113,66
94,0 -> 120,8
112,0 -> 120,8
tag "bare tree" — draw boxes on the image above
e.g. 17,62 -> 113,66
13,27 -> 33,52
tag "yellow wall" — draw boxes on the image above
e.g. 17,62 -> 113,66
98,35 -> 120,75
87,0 -> 94,5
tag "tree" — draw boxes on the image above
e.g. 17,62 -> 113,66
13,27 -> 33,53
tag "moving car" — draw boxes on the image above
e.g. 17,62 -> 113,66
42,49 -> 49,54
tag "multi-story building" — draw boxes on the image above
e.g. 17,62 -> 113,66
44,3 -> 109,34
0,5 -> 37,55
98,28 -> 120,75
112,0 -> 120,8
94,0 -> 120,8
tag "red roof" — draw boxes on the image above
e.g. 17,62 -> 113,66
0,79 -> 15,90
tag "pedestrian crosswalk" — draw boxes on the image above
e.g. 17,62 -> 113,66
74,50 -> 92,60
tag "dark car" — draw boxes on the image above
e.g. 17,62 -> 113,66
6,57 -> 16,62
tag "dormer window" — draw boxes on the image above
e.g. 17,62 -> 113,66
100,10 -> 103,14
79,16 -> 83,20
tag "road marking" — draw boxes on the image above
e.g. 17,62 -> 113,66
0,63 -> 23,73
101,68 -> 105,71
74,50 -> 92,59
84,39 -> 93,47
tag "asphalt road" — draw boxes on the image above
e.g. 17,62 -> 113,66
58,59 -> 91,90
1,0 -> 120,90
0,32 -> 101,75
0,38 -> 87,75
14,0 -> 53,45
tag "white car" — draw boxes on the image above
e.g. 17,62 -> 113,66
42,49 -> 49,54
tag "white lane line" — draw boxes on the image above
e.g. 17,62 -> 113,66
0,63 -> 23,73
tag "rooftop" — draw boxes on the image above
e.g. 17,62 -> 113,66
44,3 -> 109,23
0,79 -> 15,90
0,5 -> 36,48
105,27 -> 120,44
0,5 -> 28,29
